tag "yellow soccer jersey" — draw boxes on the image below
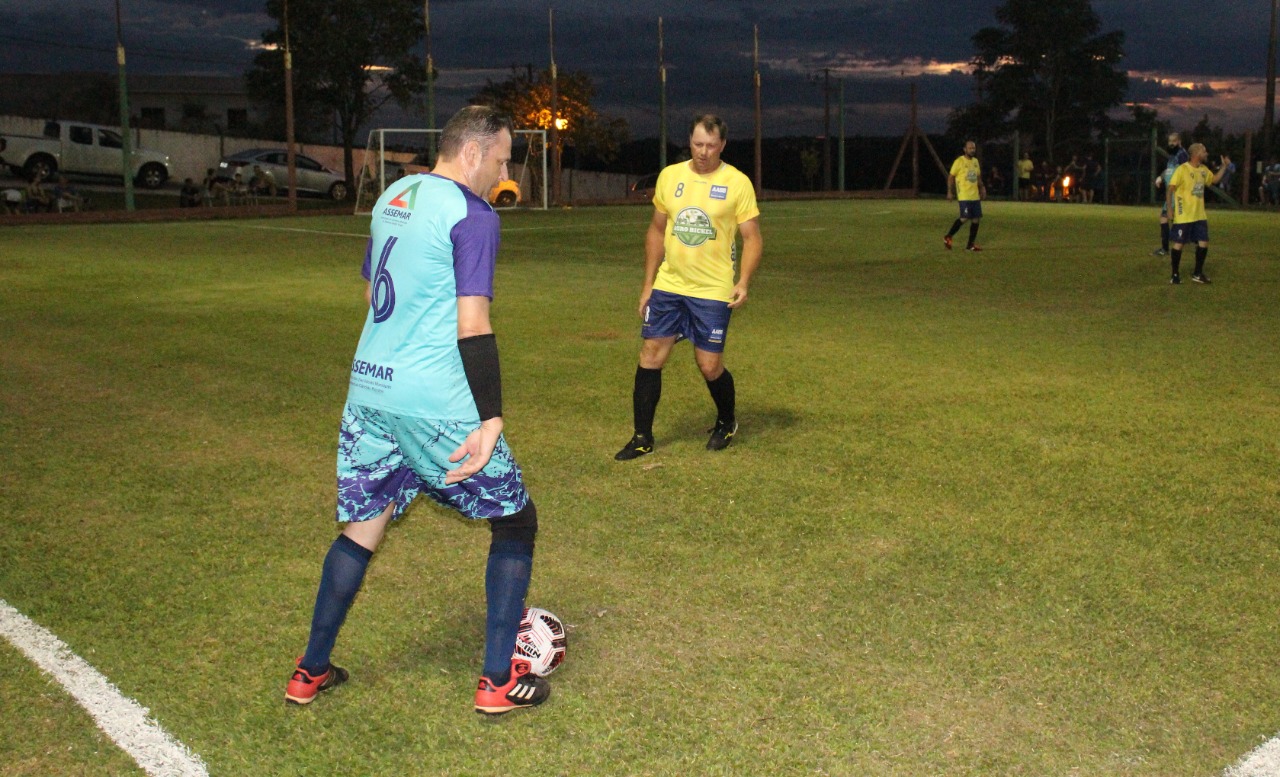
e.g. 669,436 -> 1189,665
1018,158 -> 1033,180
950,156 -> 982,200
1169,162 -> 1213,224
652,160 -> 759,302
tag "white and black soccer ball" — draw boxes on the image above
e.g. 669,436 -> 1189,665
514,607 -> 567,677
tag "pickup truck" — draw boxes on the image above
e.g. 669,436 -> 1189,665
0,120 -> 171,189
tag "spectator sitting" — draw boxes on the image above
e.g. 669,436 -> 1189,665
228,173 -> 249,204
987,165 -> 1005,195
179,177 -> 202,208
53,176 -> 86,212
249,165 -> 277,197
202,168 -> 227,206
2,187 -> 22,215
24,172 -> 53,213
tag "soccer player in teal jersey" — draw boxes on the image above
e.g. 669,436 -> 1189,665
1153,132 -> 1189,256
285,106 -> 550,715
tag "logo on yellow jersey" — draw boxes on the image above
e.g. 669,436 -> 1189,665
673,206 -> 716,247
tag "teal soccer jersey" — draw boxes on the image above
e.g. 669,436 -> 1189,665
351,173 -> 498,420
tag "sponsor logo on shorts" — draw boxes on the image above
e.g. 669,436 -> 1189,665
673,206 -> 717,247
351,359 -> 394,382
710,185 -> 728,200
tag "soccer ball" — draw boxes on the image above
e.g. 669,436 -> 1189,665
514,607 -> 567,677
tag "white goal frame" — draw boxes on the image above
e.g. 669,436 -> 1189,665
354,127 -> 548,214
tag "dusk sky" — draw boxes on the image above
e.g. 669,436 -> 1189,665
0,0 -> 1274,139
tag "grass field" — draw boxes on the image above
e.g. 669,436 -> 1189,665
1,199 -> 1279,776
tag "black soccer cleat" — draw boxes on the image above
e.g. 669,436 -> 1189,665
1152,248 -> 1168,257
614,432 -> 654,461
1191,273 -> 1211,284
1170,273 -> 1181,285
706,419 -> 738,451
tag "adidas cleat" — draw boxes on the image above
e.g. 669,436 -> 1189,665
475,658 -> 550,715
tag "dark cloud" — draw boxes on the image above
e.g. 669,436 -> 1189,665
0,0 -> 1270,135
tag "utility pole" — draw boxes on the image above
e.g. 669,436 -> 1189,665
753,24 -> 762,196
425,0 -> 436,165
283,0 -> 298,209
549,8 -> 560,205
1266,0 -> 1278,157
823,67 -> 831,191
658,17 -> 667,170
837,78 -> 845,192
114,0 -> 135,211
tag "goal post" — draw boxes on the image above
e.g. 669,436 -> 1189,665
354,128 -> 548,214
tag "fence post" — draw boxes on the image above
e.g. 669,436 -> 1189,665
1103,138 -> 1110,205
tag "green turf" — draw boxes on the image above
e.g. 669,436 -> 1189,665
1,200 -> 1278,776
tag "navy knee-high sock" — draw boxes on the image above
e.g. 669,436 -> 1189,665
1170,247 -> 1182,276
301,534 -> 373,674
1161,222 -> 1170,251
946,218 -> 963,238
968,222 -> 980,248
482,538 -> 534,684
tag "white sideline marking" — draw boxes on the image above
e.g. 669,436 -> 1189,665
0,599 -> 209,777
1224,736 -> 1280,776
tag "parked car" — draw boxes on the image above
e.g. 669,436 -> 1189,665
629,172 -> 660,200
0,120 -> 171,188
216,149 -> 349,200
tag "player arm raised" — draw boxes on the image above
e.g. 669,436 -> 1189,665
729,217 -> 762,309
449,295 -> 503,484
639,209 -> 667,317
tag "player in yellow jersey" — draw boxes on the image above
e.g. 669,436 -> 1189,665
1166,143 -> 1230,285
614,114 -> 763,460
945,140 -> 986,251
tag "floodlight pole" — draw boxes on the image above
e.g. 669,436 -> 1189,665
425,0 -> 436,165
659,17 -> 667,171
1266,0 -> 1278,157
114,0 -> 135,212
753,24 -> 762,197
823,67 -> 831,191
549,8 -> 561,205
837,78 -> 845,192
283,0 -> 298,210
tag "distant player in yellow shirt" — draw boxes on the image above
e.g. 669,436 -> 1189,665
945,140 -> 986,251
615,114 -> 763,460
1166,142 -> 1230,285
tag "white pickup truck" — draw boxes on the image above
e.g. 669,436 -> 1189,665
0,120 -> 171,189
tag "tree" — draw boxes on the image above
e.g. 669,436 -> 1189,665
948,0 -> 1126,160
246,0 -> 426,194
471,68 -> 629,171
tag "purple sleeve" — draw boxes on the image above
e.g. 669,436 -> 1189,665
360,238 -> 372,281
450,198 -> 500,299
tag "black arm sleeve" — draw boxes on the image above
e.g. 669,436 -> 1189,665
457,333 -> 502,421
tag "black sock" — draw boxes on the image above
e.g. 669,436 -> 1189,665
946,219 -> 963,238
968,222 -> 980,247
1161,222 -> 1170,251
301,534 -> 373,675
705,369 -> 735,424
633,366 -> 661,439
1194,245 -> 1207,275
1171,248 -> 1182,276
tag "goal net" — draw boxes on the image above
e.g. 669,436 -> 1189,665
354,128 -> 548,214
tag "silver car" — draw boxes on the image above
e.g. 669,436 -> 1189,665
216,148 -> 348,200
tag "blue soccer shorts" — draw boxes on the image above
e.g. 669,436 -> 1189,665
642,288 -> 732,353
1170,220 -> 1209,245
958,200 -> 983,220
335,403 -> 529,523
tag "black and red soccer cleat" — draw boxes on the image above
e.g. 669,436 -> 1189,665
285,657 -> 348,705
474,657 -> 551,715
966,244 -> 983,252
943,234 -> 953,250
